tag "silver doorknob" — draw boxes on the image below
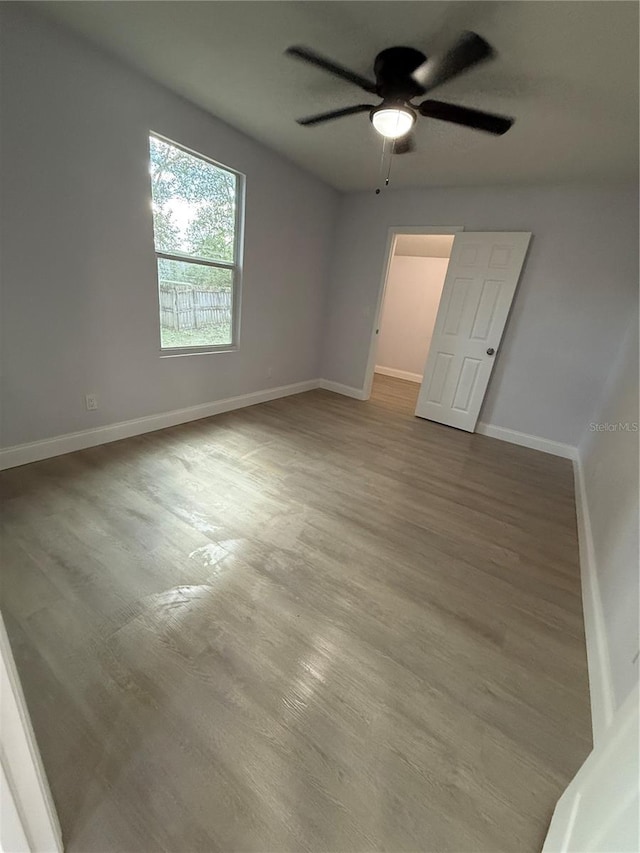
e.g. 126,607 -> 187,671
486,347 -> 495,356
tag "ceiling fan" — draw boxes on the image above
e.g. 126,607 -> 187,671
286,32 -> 513,154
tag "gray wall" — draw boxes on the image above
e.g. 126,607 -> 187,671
580,314 -> 639,709
322,185 -> 638,446
0,6 -> 338,447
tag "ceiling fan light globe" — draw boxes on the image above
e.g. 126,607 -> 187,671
371,107 -> 415,139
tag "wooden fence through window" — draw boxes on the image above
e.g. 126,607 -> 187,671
159,284 -> 232,331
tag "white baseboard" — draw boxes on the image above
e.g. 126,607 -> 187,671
573,454 -> 615,745
0,380 -> 319,471
317,379 -> 368,401
476,422 -> 577,460
374,366 -> 423,383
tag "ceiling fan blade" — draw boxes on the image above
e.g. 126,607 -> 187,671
296,104 -> 374,126
418,99 -> 513,135
412,31 -> 494,92
393,133 -> 416,155
286,46 -> 377,94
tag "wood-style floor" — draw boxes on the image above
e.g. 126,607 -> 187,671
0,374 -> 591,852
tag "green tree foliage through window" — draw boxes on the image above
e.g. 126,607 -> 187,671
150,135 -> 237,288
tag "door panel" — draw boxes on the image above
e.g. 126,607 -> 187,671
442,278 -> 469,335
424,353 -> 453,404
415,232 -> 531,431
452,357 -> 481,411
470,280 -> 501,339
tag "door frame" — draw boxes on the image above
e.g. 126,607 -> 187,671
1,614 -> 63,852
362,225 -> 464,401
542,681 -> 639,852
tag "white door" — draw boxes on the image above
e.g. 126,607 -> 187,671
415,232 -> 531,431
543,683 -> 639,852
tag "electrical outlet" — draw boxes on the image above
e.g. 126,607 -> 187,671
266,367 -> 273,379
85,394 -> 98,411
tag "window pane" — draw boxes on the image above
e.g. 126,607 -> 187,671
158,258 -> 233,349
149,135 -> 236,263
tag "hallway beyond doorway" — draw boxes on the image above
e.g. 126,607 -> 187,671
370,372 -> 420,416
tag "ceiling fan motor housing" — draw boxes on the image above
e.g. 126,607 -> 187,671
373,46 -> 426,99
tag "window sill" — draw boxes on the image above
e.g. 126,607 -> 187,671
160,345 -> 238,359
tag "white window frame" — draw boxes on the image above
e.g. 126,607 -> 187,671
149,132 -> 245,357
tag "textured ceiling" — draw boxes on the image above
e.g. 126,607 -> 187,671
35,1 -> 639,191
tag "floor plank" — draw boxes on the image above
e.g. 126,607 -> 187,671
0,375 -> 591,852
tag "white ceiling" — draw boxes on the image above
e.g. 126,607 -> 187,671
394,234 -> 455,258
35,1 -> 639,191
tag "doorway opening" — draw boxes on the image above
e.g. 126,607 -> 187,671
366,229 -> 458,413
365,228 -> 532,432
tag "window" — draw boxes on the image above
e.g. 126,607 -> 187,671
148,134 -> 243,353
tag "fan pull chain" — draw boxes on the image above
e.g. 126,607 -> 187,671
385,142 -> 394,187
375,137 -> 392,194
